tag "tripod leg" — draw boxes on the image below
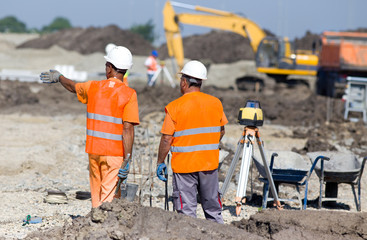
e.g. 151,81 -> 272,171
220,140 -> 244,199
149,68 -> 162,86
235,137 -> 253,216
163,66 -> 176,88
257,136 -> 281,208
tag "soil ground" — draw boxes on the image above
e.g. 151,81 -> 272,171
1,80 -> 367,240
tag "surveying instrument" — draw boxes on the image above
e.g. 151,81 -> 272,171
220,100 -> 281,216
149,61 -> 176,88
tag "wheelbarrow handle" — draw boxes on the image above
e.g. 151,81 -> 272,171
114,153 -> 131,196
164,154 -> 170,211
306,156 -> 329,180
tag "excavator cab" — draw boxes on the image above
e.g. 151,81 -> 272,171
256,36 -> 318,79
256,37 -> 294,69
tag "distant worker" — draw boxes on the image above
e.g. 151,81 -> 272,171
105,43 -> 129,86
144,50 -> 159,86
40,46 -> 140,208
156,60 -> 228,224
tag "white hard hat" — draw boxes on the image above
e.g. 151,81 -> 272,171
180,60 -> 207,80
104,46 -> 133,70
105,43 -> 116,55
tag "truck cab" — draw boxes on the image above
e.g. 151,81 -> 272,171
316,31 -> 367,97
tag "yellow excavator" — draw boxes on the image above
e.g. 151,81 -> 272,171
163,1 -> 318,83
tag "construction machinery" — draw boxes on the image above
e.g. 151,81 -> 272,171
316,31 -> 367,98
163,1 -> 318,87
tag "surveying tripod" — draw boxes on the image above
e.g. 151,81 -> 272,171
220,126 -> 281,216
149,61 -> 176,88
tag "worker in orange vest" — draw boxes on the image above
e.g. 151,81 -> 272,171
144,50 -> 159,86
40,46 -> 140,208
156,60 -> 228,224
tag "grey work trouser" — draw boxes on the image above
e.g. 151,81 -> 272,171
172,169 -> 224,224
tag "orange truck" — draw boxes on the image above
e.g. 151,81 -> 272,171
316,31 -> 367,97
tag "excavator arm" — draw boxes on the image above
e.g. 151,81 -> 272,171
163,1 -> 266,70
163,1 -> 318,81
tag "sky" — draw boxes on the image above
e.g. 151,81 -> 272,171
1,0 -> 366,46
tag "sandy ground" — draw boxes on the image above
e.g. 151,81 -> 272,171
1,34 -> 367,239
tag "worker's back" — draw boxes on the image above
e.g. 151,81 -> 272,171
86,79 -> 135,156
168,92 -> 223,130
166,91 -> 224,173
88,79 -> 134,113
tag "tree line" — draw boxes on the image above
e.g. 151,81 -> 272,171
0,16 -> 72,34
0,16 -> 156,43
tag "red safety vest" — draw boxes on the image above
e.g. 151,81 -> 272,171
165,92 -> 224,173
85,78 -> 135,156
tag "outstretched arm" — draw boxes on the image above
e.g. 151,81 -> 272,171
40,69 -> 76,93
59,75 -> 76,93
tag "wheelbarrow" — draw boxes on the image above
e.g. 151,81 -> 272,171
253,150 -> 329,209
307,151 -> 367,211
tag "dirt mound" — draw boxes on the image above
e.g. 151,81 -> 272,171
232,209 -> 367,239
28,199 -> 262,240
0,81 -> 350,127
203,83 -> 344,127
158,30 -> 255,63
0,80 -> 38,108
17,25 -> 154,56
0,80 -> 351,127
293,120 -> 367,156
28,199 -> 367,239
157,29 -> 320,64
293,28 -> 367,52
294,31 -> 321,51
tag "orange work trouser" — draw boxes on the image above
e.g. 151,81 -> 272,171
88,154 -> 124,208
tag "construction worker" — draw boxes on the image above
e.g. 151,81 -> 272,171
144,50 -> 159,86
40,46 -> 140,208
156,60 -> 228,224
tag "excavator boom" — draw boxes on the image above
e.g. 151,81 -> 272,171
163,1 -> 266,69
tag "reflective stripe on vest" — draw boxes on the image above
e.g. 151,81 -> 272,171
86,129 -> 122,141
170,126 -> 221,153
173,126 -> 221,137
86,112 -> 123,141
87,112 -> 123,124
171,143 -> 219,153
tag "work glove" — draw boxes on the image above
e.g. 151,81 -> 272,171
40,69 -> 62,83
157,163 -> 167,182
118,162 -> 130,180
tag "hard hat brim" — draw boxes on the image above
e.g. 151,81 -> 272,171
104,56 -> 132,70
179,71 -> 207,80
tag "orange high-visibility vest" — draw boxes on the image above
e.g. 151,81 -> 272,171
85,78 -> 135,156
165,92 -> 224,173
147,56 -> 158,72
